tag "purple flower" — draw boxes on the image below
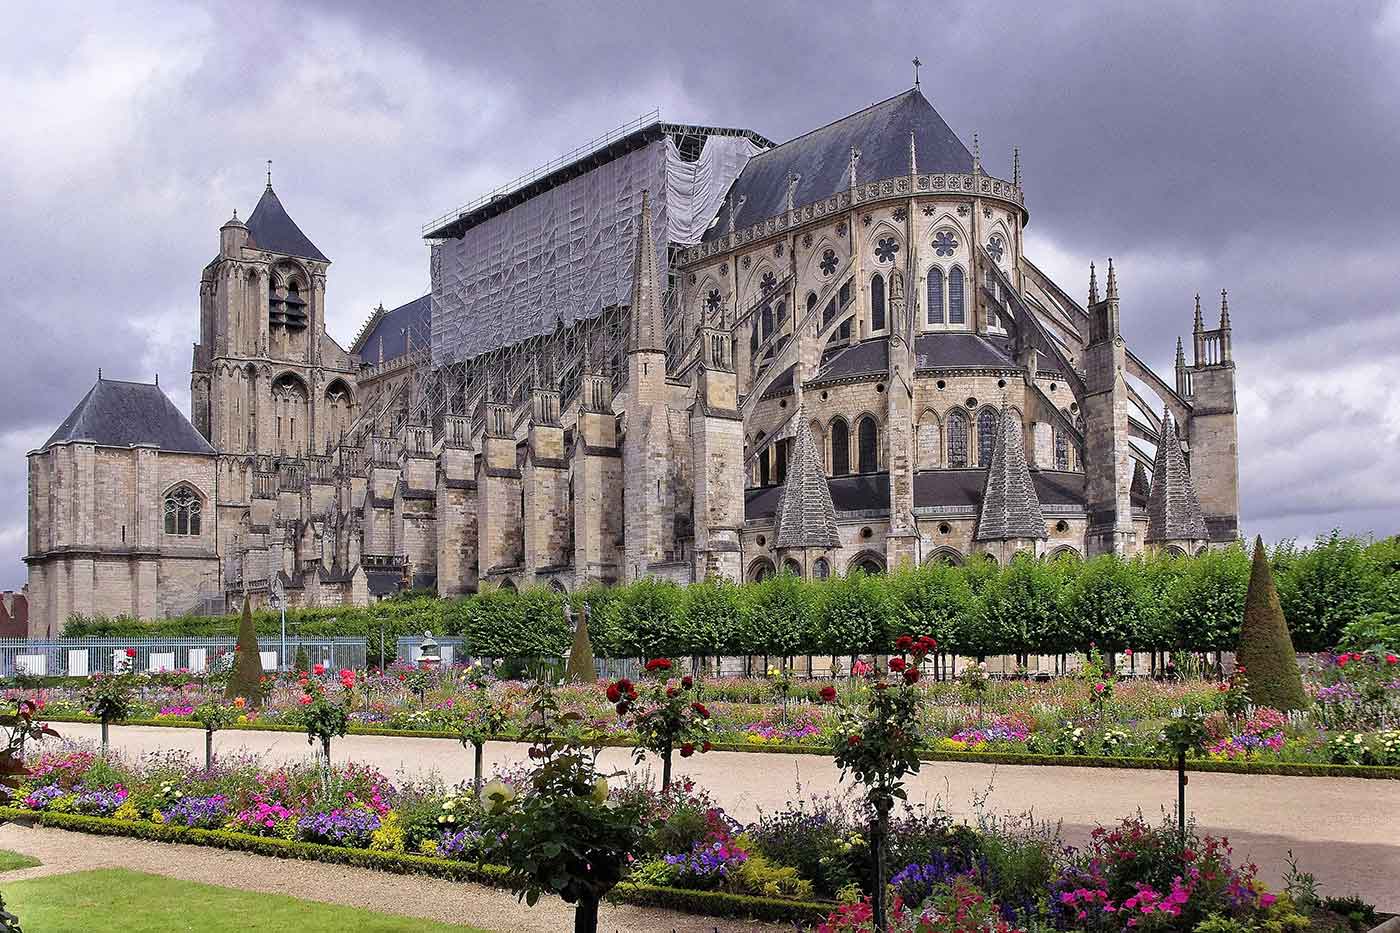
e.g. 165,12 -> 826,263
296,806 -> 381,847
164,795 -> 228,828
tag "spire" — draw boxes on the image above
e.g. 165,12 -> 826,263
972,132 -> 982,174
1219,289 -> 1230,329
627,189 -> 665,354
1012,146 -> 1021,187
1146,411 -> 1209,543
1175,335 -> 1186,367
1193,294 -> 1204,333
909,130 -> 918,176
975,406 -> 1047,541
1105,257 -> 1118,301
1087,262 -> 1099,306
1131,459 -> 1151,502
773,413 -> 840,550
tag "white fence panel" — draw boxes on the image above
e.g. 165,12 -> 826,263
259,651 -> 278,671
15,655 -> 46,676
148,652 -> 176,673
67,650 -> 89,677
187,648 -> 207,673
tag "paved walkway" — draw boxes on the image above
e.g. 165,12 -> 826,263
47,723 -> 1400,909
0,822 -> 775,932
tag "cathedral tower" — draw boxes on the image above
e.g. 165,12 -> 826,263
1184,291 -> 1240,542
1081,261 -> 1136,555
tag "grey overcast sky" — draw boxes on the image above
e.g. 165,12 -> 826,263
3,1 -> 1399,589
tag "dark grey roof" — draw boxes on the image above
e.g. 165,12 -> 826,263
366,570 -> 402,597
44,379 -> 215,454
745,470 -> 890,520
1146,414 -> 1209,542
355,295 -> 430,364
774,414 -> 840,549
914,469 -> 1089,510
704,88 -> 973,243
759,363 -> 797,399
812,337 -> 889,383
913,333 -> 1017,370
975,408 -> 1047,541
246,185 -> 329,262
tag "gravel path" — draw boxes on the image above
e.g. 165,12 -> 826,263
0,822 -> 781,932
43,722 -> 1400,909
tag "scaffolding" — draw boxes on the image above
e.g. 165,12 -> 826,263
398,115 -> 768,437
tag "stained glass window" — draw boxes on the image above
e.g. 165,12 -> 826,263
761,303 -> 773,341
948,267 -> 965,324
1054,427 -> 1069,470
820,249 -> 838,276
830,418 -> 850,476
927,267 -> 944,324
875,237 -> 899,263
987,234 -> 1005,263
164,487 -> 202,536
760,270 -> 778,293
870,273 -> 886,331
857,416 -> 878,473
933,231 -> 958,256
977,408 -> 999,467
947,409 -> 969,467
776,299 -> 787,327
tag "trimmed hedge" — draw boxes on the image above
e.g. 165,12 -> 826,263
39,714 -> 1400,780
0,807 -> 830,923
57,534 -> 1400,660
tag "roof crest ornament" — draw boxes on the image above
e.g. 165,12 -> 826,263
266,160 -> 272,189
912,56 -> 922,88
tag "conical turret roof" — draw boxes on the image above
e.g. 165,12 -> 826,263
1146,413 -> 1209,542
774,413 -> 840,550
975,406 -> 1046,541
246,184 -> 328,262
627,190 -> 665,354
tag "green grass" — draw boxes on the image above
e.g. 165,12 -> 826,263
2,868 -> 491,932
0,849 -> 39,871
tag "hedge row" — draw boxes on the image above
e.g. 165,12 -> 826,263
0,807 -> 832,923
41,716 -> 1400,780
61,532 -> 1400,659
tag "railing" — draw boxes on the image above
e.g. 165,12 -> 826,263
0,637 -> 368,677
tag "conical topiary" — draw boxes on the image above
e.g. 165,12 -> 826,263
225,595 -> 265,706
564,602 -> 597,683
1237,536 -> 1308,711
293,644 -> 310,674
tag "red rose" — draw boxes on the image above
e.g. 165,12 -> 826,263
666,687 -> 678,698
903,667 -> 920,685
888,657 -> 906,672
1123,649 -> 1134,657
298,694 -> 312,706
819,685 -> 837,703
606,684 -> 621,703
691,702 -> 710,719
681,675 -> 694,689
895,635 -> 914,651
618,679 -> 634,693
313,663 -> 325,676
628,690 -> 638,701
528,747 -> 543,759
125,648 -> 136,658
680,742 -> 695,758
645,658 -> 672,672
919,636 -> 938,651
701,741 -> 713,753
615,702 -> 629,715
848,734 -> 861,746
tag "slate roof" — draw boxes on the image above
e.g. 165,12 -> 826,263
705,88 -> 973,242
975,408 -> 1047,541
44,379 -> 215,454
913,333 -> 1017,369
773,413 -> 841,549
354,294 -> 431,364
812,338 -> 889,383
246,185 -> 329,262
1146,414 -> 1210,542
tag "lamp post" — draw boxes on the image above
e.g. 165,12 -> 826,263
270,575 -> 287,672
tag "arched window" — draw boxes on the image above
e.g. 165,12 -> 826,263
813,558 -> 831,579
164,486 -> 202,536
775,438 -> 790,485
759,447 -> 771,486
775,299 -> 786,328
948,266 -> 965,324
851,553 -> 885,575
977,408 -> 999,467
750,320 -> 759,353
857,416 -> 878,473
823,297 -> 836,328
749,558 -> 775,582
870,273 -> 886,332
830,418 -> 850,476
917,412 -> 941,468
946,409 -> 969,467
926,267 -> 944,325
783,558 -> 802,577
761,303 -> 773,341
807,292 -> 818,317
1054,427 -> 1069,470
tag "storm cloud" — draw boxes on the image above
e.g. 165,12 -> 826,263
2,0 -> 1397,588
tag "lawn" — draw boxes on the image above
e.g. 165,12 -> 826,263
0,849 -> 39,871
2,868 -> 491,932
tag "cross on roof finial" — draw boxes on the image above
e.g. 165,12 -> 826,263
912,56 -> 922,88
266,160 -> 272,188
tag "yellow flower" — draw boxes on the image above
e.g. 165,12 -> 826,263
480,780 -> 517,815
591,777 -> 609,804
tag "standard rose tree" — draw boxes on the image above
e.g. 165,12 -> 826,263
607,658 -> 712,790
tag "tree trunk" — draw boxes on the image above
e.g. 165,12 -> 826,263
100,719 -> 109,756
473,741 -> 484,796
205,728 -> 214,771
1177,749 -> 1188,848
573,894 -> 600,933
661,740 -> 673,791
871,798 -> 891,931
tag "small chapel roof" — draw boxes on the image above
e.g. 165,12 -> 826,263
704,87 -> 974,242
975,406 -> 1047,541
1146,413 -> 1210,542
246,184 -> 329,262
352,294 -> 431,364
773,414 -> 841,550
43,378 -> 215,454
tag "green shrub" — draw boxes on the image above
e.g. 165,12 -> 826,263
1275,531 -> 1385,652
1238,537 -> 1308,711
225,598 -> 263,706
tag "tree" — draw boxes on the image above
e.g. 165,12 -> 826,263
974,553 -> 1070,658
1274,531 -> 1384,651
1165,546 -> 1250,652
681,577 -> 746,660
811,570 -> 896,657
1237,536 -> 1308,711
1060,555 -> 1149,654
887,562 -> 972,652
225,596 -> 264,707
740,572 -> 809,658
293,644 -> 310,674
563,600 -> 596,683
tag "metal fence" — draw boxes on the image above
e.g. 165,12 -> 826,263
0,637 -> 368,678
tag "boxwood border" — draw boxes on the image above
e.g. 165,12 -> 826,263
39,714 -> 1400,780
0,806 -> 833,923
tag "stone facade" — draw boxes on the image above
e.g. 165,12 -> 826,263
26,86 -> 1241,633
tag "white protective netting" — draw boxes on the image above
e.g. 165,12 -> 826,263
429,132 -> 763,369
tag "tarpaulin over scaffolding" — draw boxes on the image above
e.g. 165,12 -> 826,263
428,128 -> 765,368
